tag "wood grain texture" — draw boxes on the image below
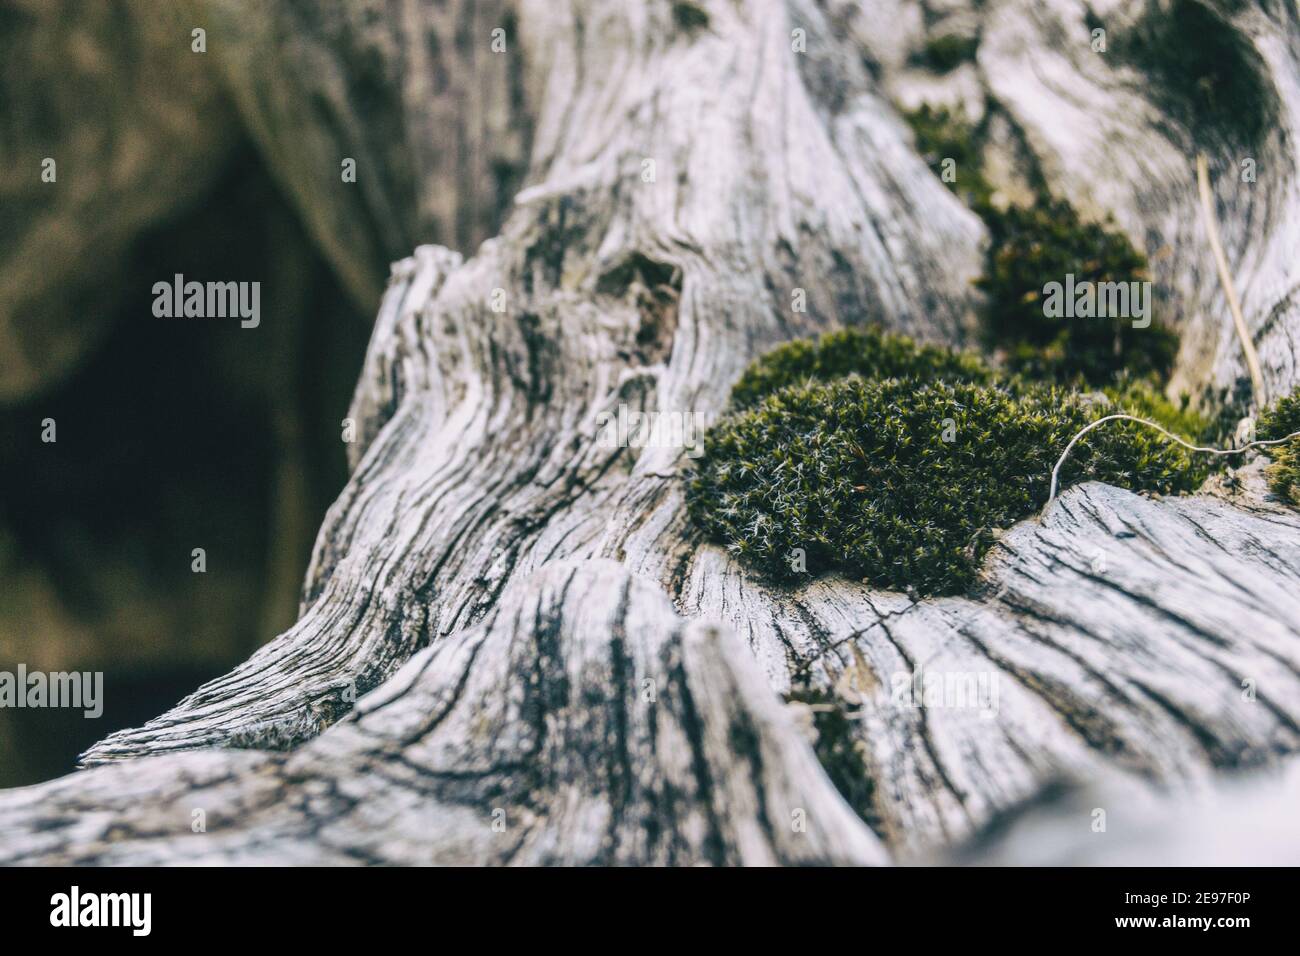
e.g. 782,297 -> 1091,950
194,0 -> 534,308
688,471 -> 1300,854
4,0 -> 1300,864
1,561 -> 885,865
873,0 -> 1300,406
80,0 -> 982,766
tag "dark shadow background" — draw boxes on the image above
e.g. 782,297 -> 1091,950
0,1 -> 530,788
0,147 -> 371,786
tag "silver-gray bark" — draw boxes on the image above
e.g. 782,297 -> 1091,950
3,0 -> 1300,865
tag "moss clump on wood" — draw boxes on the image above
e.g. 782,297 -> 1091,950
917,34 -> 979,74
729,326 -> 994,409
688,348 -> 1203,595
1102,376 -> 1212,445
977,198 -> 1180,387
1262,444 -> 1300,504
1258,388 -> 1300,505
670,1 -> 709,33
905,98 -> 1181,391
786,687 -> 881,834
903,103 -> 994,210
1109,0 -> 1274,154
1258,386 -> 1300,439
696,86 -> 1220,594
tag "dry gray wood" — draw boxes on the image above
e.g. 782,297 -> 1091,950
0,561 -> 885,865
875,0 -> 1300,406
941,757 -> 1300,865
4,0 -> 1300,865
80,0 -> 984,767
689,469 -> 1300,855
194,0 -> 533,308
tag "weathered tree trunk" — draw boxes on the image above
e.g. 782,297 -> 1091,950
3,0 -> 1300,864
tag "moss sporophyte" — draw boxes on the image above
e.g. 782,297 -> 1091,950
687,328 -> 1208,597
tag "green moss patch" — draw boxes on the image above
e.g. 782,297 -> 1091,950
1262,444 -> 1300,505
977,198 -> 1179,387
785,687 -> 880,833
1103,376 -> 1212,445
691,70 -> 1243,592
904,104 -> 993,210
905,96 -> 1182,391
1259,387 -> 1300,440
729,326 -> 994,409
1258,388 -> 1300,505
916,34 -> 979,74
671,1 -> 709,33
689,341 -> 1204,595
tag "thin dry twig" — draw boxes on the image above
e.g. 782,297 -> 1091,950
1049,414 -> 1300,501
1197,153 -> 1264,407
